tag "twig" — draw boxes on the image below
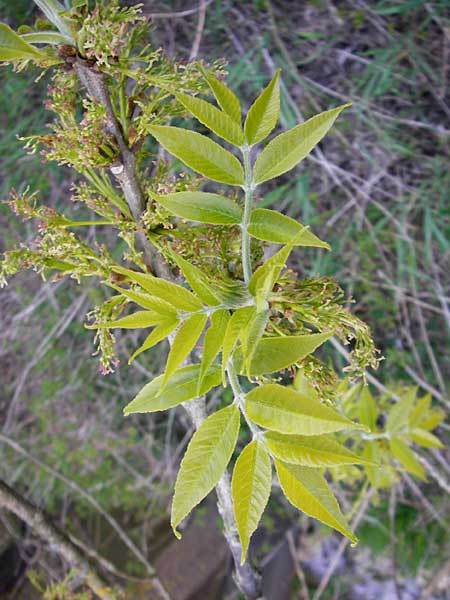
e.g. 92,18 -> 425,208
0,478 -> 116,600
189,0 -> 207,61
148,0 -> 215,20
286,529 -> 310,600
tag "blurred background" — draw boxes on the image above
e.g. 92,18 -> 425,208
0,1 -> 449,598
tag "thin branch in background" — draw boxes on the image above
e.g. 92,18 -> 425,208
148,0 -> 214,20
0,478 -> 117,600
189,0 -> 207,61
286,529 -> 311,600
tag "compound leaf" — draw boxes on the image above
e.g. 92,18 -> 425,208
149,125 -> 244,185
254,104 -> 351,184
151,191 -> 242,225
275,461 -> 357,543
123,364 -> 221,415
171,404 -> 240,538
244,70 -> 280,146
246,384 -> 364,435
232,440 -> 272,564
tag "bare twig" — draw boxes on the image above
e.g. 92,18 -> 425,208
148,0 -> 215,20
0,478 -> 117,600
189,0 -> 207,61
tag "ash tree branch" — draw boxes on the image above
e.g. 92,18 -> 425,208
73,60 -> 264,600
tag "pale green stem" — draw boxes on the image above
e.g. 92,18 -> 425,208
240,144 -> 254,284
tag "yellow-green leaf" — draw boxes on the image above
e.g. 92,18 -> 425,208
242,332 -> 333,376
232,440 -> 272,564
386,388 -> 416,433
248,208 -> 330,249
358,386 -> 378,432
128,317 -> 179,364
275,461 -> 357,543
244,70 -> 281,146
112,266 -> 202,312
254,104 -> 351,184
266,432 -> 374,467
167,251 -> 221,306
248,242 -> 293,298
107,283 -> 178,315
242,308 -> 269,375
86,310 -> 164,330
246,384 -> 364,435
33,0 -> 74,41
198,309 -> 230,395
164,314 -> 207,384
221,306 -> 255,382
148,125 -> 244,185
151,191 -> 242,225
200,66 -> 242,124
123,364 -> 220,415
390,437 -> 426,480
410,428 -> 444,449
171,404 -> 240,538
176,93 -> 244,146
0,22 -> 46,61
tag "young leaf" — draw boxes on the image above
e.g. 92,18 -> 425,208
0,23 -> 46,61
246,384 -> 364,435
128,317 -> 179,364
241,332 -> 333,376
275,461 -> 357,543
232,440 -> 272,564
248,242 -> 294,298
244,70 -> 280,146
248,208 -> 330,249
265,432 -> 374,467
253,104 -> 351,184
221,306 -> 255,381
242,308 -> 269,375
123,364 -> 221,415
86,310 -> 164,330
358,386 -> 378,432
112,266 -> 202,312
198,309 -> 230,395
175,93 -> 244,146
167,251 -> 221,306
148,125 -> 244,185
107,283 -> 178,315
386,388 -> 416,433
20,31 -> 68,45
200,66 -> 242,125
151,191 -> 242,225
171,404 -> 240,538
410,429 -> 444,449
164,314 -> 207,384
33,0 -> 74,41
389,437 -> 426,480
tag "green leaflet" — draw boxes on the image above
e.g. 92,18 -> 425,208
167,251 -> 220,306
112,266 -> 202,312
244,70 -> 280,146
409,393 -> 431,428
241,332 -> 333,376
176,93 -> 244,146
151,191 -> 242,225
246,384 -> 364,435
198,309 -> 230,395
20,31 -> 68,45
33,0 -> 74,41
171,404 -> 240,538
211,279 -> 253,309
232,440 -> 272,564
86,310 -> 164,330
275,461 -> 357,544
265,432 -> 374,467
386,388 -> 416,433
123,364 -> 221,415
107,283 -> 178,315
253,104 -> 351,184
128,317 -> 179,364
358,386 -> 378,432
163,313 -> 207,385
389,437 -> 426,480
410,428 -> 444,449
249,243 -> 293,298
221,306 -> 255,382
200,66 -> 242,125
248,208 -> 330,250
242,307 -> 269,375
0,23 -> 46,61
148,125 -> 244,185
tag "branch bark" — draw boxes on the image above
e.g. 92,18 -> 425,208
73,60 -> 264,600
0,478 -> 116,600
